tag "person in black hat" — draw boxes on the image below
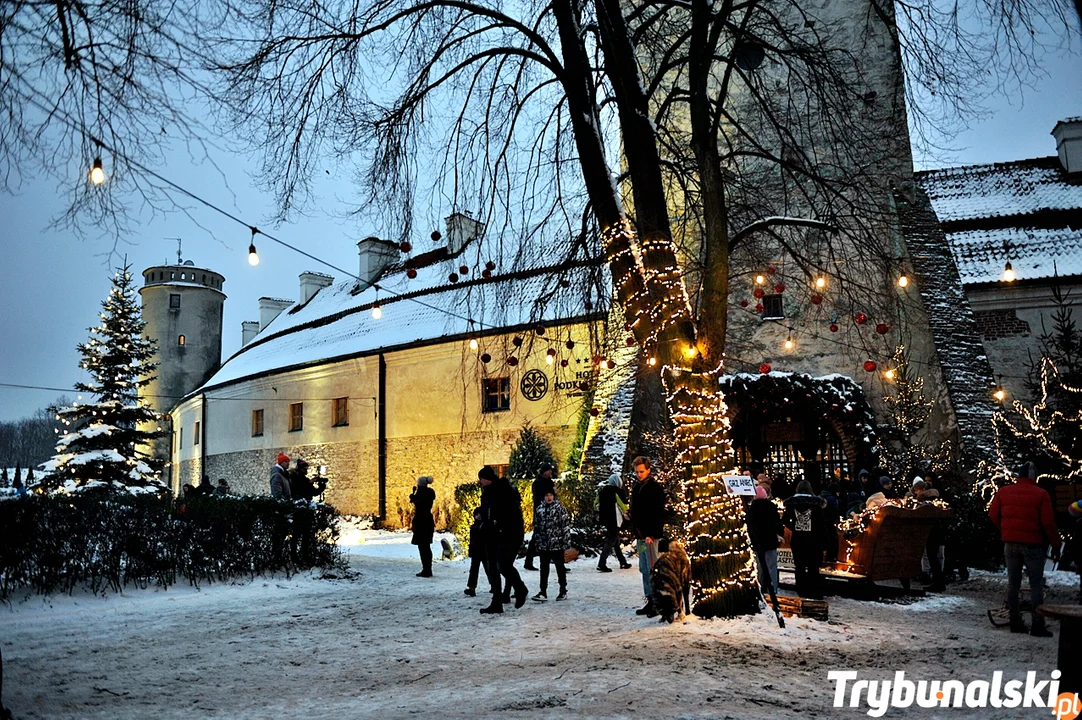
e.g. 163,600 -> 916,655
476,466 -> 529,614
523,464 -> 556,571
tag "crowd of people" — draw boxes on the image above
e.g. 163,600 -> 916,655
255,448 -> 1079,630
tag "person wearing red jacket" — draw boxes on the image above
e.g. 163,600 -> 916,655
989,461 -> 1062,637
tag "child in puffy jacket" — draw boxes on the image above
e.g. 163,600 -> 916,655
532,491 -> 570,601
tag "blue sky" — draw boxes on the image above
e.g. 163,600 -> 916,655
0,39 -> 1080,423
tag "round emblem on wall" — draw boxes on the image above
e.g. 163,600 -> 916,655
520,369 -> 549,401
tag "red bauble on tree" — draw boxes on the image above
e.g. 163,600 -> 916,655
810,293 -> 823,305
626,337 -> 636,346
766,266 -> 777,276
589,407 -> 600,417
481,269 -> 492,279
829,323 -> 839,332
774,282 -> 786,293
560,359 -> 569,367
740,299 -> 749,308
406,268 -> 418,279
854,312 -> 868,325
559,278 -> 571,288
459,265 -> 470,275
480,353 -> 491,364
400,241 -> 412,253
512,336 -> 523,347
431,230 -> 442,242
449,272 -> 459,283
508,356 -> 519,366
584,300 -> 593,311
565,340 -> 575,350
759,362 -> 772,374
863,360 -> 877,372
755,303 -> 764,312
606,359 -> 616,369
875,323 -> 891,335
753,287 -> 765,299
535,324 -> 546,336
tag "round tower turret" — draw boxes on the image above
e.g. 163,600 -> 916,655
138,262 -> 226,473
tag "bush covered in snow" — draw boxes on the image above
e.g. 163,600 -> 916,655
0,493 -> 342,600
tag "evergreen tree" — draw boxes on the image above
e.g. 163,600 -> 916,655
41,265 -> 165,492
12,464 -> 21,490
0,466 -> 8,487
877,345 -> 941,481
508,426 -> 556,480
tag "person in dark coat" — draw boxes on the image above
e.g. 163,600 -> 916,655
629,456 -> 667,617
289,459 -> 315,501
532,490 -> 570,601
270,453 -> 292,500
1068,500 -> 1082,603
746,485 -> 784,597
819,483 -> 842,563
856,468 -> 874,499
523,464 -> 556,571
783,480 -> 828,599
215,479 -> 231,496
596,473 -> 633,572
464,508 -> 489,597
477,466 -> 529,614
409,476 -> 436,577
989,461 -> 1061,636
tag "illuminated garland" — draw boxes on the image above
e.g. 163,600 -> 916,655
663,364 -> 760,618
838,496 -> 951,539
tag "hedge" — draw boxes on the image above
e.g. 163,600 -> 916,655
0,492 -> 342,600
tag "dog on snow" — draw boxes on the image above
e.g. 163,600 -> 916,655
650,539 -> 692,623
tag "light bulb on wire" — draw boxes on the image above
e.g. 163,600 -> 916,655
89,157 -> 105,185
814,276 -> 826,289
469,338 -> 479,351
248,242 -> 260,266
897,273 -> 909,288
371,301 -> 382,320
1002,261 -> 1016,283
784,335 -> 794,351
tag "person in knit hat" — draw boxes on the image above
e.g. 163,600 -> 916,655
270,453 -> 292,500
410,476 -> 436,577
746,484 -> 784,597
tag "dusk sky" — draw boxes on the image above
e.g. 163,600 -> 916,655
1,41 -> 1080,424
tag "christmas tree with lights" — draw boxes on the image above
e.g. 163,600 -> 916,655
41,265 -> 165,492
877,345 -> 941,481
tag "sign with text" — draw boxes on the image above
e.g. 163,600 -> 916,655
723,475 -> 757,496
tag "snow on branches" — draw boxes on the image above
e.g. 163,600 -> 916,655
39,265 -> 166,493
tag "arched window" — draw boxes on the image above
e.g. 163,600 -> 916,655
202,274 -> 206,284
178,335 -> 186,346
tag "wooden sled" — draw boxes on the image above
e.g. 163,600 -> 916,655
987,587 -> 1032,628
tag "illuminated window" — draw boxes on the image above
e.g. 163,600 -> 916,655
289,403 -> 304,432
178,335 -> 186,346
194,421 -> 200,445
482,378 -> 511,413
252,409 -> 264,437
332,397 -> 349,427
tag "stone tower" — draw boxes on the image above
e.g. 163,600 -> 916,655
138,259 -> 226,476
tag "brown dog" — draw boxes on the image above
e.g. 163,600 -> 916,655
650,540 -> 692,623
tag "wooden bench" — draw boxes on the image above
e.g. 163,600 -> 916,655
779,504 -> 952,584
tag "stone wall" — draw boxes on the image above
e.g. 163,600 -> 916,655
198,424 -> 576,529
973,309 -> 1031,340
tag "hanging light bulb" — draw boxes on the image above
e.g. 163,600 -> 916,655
754,274 -> 766,285
647,357 -> 657,366
993,388 -> 1006,402
89,157 -> 105,185
683,345 -> 698,359
814,276 -> 826,289
371,301 -> 382,320
784,335 -> 794,351
897,272 -> 909,288
1002,261 -> 1016,283
884,368 -> 896,381
469,338 -> 479,351
248,242 -> 260,266
545,354 -> 554,365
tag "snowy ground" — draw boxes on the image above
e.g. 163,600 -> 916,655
1,528 -> 1074,719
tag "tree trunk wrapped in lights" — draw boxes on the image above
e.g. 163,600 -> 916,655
664,365 -> 760,618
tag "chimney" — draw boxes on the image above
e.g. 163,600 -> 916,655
1052,118 -> 1082,175
357,237 -> 401,287
445,212 -> 485,255
258,297 -> 294,332
241,321 -> 260,347
299,271 -> 334,304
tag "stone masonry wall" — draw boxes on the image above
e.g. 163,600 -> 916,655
973,309 -> 1031,340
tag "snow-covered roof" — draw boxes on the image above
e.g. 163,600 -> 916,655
196,252 -> 608,393
915,157 -> 1082,284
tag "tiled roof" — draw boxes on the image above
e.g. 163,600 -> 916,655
194,254 -> 608,393
915,157 -> 1082,284
916,156 -> 1082,223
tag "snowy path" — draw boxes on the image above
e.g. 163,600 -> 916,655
0,533 -> 1069,719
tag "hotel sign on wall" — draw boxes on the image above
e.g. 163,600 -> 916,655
520,367 -> 599,401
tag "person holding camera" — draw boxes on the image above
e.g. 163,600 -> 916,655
411,476 -> 436,578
